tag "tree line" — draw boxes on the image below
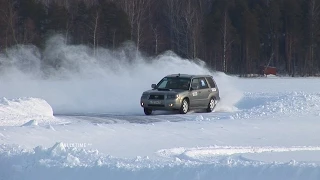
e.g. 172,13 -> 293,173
1,0 -> 320,76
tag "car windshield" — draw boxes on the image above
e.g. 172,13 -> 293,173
156,77 -> 191,90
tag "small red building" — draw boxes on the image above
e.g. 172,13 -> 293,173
260,66 -> 277,76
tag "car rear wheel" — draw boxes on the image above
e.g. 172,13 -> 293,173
144,108 -> 152,115
179,98 -> 189,114
206,97 -> 216,112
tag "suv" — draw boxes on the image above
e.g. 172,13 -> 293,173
140,74 -> 220,115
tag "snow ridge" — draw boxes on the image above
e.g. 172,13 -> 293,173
183,92 -> 320,122
157,146 -> 320,161
0,143 -> 319,180
236,92 -> 320,118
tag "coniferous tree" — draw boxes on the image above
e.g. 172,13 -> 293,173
17,0 -> 46,45
258,0 -> 282,70
230,0 -> 256,74
72,1 -> 91,44
301,0 -> 320,75
281,0 -> 303,76
98,0 -> 131,48
46,1 -> 69,37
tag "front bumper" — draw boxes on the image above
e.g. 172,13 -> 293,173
140,98 -> 182,110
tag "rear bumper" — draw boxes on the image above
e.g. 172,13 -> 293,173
140,98 -> 182,110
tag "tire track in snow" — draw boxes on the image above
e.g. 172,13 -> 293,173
56,92 -> 320,124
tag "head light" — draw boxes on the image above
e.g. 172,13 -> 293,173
141,93 -> 149,98
167,94 -> 179,99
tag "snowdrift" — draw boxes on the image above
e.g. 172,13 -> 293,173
0,97 -> 54,126
0,143 -> 319,180
232,92 -> 320,119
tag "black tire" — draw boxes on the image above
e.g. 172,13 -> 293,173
179,98 -> 189,114
206,97 -> 216,112
144,108 -> 152,115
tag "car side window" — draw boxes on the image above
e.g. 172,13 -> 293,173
158,82 -> 167,88
199,78 -> 209,89
191,78 -> 200,90
157,78 -> 168,88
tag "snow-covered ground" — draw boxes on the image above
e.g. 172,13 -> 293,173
1,36 -> 320,180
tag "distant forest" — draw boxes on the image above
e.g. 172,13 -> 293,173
1,0 -> 320,76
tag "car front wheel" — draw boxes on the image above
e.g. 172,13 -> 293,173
206,97 -> 216,112
179,98 -> 189,114
144,108 -> 152,115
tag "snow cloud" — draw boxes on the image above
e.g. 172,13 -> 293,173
0,34 -> 242,115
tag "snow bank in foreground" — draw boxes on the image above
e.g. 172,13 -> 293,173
0,97 -> 54,126
0,143 -> 319,180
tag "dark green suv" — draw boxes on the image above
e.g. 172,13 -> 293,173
140,74 -> 220,115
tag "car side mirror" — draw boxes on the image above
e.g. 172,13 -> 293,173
151,84 -> 156,89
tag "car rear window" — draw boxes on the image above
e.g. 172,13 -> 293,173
206,77 -> 216,88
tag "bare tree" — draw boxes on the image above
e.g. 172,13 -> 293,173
183,0 -> 196,58
222,9 -> 228,72
85,6 -> 100,55
163,0 -> 186,55
164,0 -> 178,50
220,2 -> 234,73
147,0 -> 160,55
93,11 -> 99,56
152,25 -> 159,55
182,0 -> 211,59
117,0 -> 150,52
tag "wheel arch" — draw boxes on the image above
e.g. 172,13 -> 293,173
184,97 -> 190,103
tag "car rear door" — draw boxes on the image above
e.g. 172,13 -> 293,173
206,76 -> 219,99
197,77 -> 211,107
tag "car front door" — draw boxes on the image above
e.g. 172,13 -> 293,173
189,78 -> 202,107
